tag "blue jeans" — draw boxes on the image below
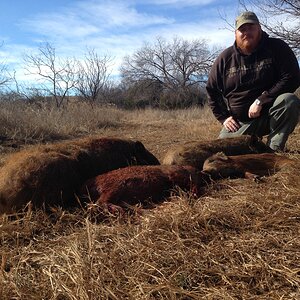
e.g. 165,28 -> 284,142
219,93 -> 300,151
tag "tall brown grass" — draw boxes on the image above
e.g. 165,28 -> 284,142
0,101 -> 299,299
0,101 -> 125,142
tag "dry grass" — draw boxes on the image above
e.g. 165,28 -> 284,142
0,101 -> 125,142
0,101 -> 300,299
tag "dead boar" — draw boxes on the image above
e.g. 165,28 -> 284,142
202,152 -> 295,179
163,135 -> 273,169
0,137 -> 159,214
79,165 -> 211,213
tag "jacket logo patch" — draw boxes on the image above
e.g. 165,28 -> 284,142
226,58 -> 273,78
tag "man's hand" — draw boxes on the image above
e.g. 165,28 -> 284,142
248,99 -> 262,119
223,116 -> 241,132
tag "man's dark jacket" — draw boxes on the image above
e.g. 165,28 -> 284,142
206,31 -> 300,123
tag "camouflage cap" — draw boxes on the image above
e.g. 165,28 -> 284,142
235,11 -> 259,30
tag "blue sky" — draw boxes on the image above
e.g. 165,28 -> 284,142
0,0 -> 258,81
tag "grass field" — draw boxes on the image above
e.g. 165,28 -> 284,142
0,101 -> 299,299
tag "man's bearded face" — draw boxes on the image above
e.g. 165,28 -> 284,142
235,23 -> 262,55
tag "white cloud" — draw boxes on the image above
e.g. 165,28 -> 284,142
19,0 -> 174,42
76,1 -> 174,28
21,14 -> 100,39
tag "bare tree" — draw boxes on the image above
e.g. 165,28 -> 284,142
24,42 -> 77,108
0,64 -> 10,88
121,36 -> 219,107
239,0 -> 300,57
0,42 -> 11,88
75,49 -> 112,105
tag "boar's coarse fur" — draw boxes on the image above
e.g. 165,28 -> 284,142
79,165 -> 211,212
162,135 -> 273,169
0,137 -> 159,214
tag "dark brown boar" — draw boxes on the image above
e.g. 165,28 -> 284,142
39,137 -> 160,178
202,152 -> 295,179
163,135 -> 273,169
0,137 -> 159,214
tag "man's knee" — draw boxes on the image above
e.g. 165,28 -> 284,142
219,128 -> 235,139
270,93 -> 300,123
273,93 -> 300,110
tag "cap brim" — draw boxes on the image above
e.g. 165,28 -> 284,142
236,20 -> 258,30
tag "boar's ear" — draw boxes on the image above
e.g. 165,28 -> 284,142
249,135 -> 273,153
216,152 -> 229,160
249,135 -> 260,147
134,141 -> 146,153
248,135 -> 259,152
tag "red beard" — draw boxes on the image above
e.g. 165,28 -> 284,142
236,32 -> 262,55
